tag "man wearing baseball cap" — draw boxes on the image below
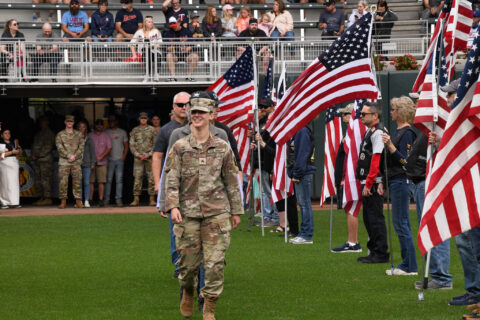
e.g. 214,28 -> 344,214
165,90 -> 243,319
318,0 -> 345,38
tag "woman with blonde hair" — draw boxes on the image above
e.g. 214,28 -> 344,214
348,0 -> 369,27
235,6 -> 252,35
202,6 -> 223,38
382,96 -> 418,276
221,4 -> 237,38
130,16 -> 162,79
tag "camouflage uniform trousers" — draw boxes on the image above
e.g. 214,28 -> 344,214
173,212 -> 231,300
34,160 -> 53,198
58,164 -> 82,200
132,158 -> 155,196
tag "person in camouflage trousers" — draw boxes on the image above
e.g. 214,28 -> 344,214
31,117 -> 55,206
165,92 -> 243,320
55,115 -> 85,209
129,112 -> 157,206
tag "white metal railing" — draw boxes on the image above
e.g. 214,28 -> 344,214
0,37 -> 428,83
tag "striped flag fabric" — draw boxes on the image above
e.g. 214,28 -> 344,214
320,106 -> 343,206
271,143 -> 294,203
232,126 -> 251,175
417,34 -> 480,255
208,46 -> 255,130
342,99 -> 368,216
265,13 -> 378,145
444,0 -> 472,53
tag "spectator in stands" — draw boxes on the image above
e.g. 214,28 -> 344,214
91,0 -> 115,42
348,0 -> 368,28
77,120 -> 96,208
474,9 -> 480,30
242,0 -> 265,4
115,0 -> 143,41
0,127 -> 22,209
152,115 -> 161,134
130,16 -> 162,79
267,0 -> 294,41
0,19 -> 25,81
258,14 -> 273,36
421,0 -> 444,34
189,11 -> 203,38
318,0 -> 345,38
202,6 -> 223,39
235,6 -> 252,35
237,18 -> 270,70
222,0 -> 240,5
468,10 -> 480,49
372,0 -> 397,54
30,23 -> 61,82
164,16 -> 198,82
32,0 -> 58,23
221,5 -> 237,38
61,0 -> 90,41
162,0 -> 189,29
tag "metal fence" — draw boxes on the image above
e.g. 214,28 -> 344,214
0,37 -> 428,84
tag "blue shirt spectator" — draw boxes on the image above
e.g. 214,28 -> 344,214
61,0 -> 89,37
91,0 -> 114,40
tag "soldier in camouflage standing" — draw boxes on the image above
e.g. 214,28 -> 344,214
165,96 -> 243,320
55,115 -> 85,209
129,112 -> 157,206
31,117 -> 55,206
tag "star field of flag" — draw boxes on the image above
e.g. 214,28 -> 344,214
354,99 -> 367,119
453,33 -> 480,110
262,58 -> 274,100
319,12 -> 372,71
223,46 -> 255,87
325,105 -> 339,123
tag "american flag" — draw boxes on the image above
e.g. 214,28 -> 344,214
261,57 -> 274,101
342,99 -> 368,216
320,106 -> 343,206
417,33 -> 480,255
445,0 -> 472,53
208,46 -> 255,130
265,13 -> 378,145
208,46 -> 255,175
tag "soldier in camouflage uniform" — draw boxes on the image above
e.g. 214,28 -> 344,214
165,94 -> 243,320
31,117 -> 55,206
129,112 -> 157,206
55,115 -> 85,209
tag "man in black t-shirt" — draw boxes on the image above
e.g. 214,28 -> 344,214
115,0 -> 143,41
237,18 -> 269,65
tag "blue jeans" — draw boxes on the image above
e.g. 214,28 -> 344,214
92,35 -> 113,42
81,167 -> 91,202
169,213 -> 180,269
294,174 -> 314,240
455,228 -> 480,295
390,177 -> 417,272
105,160 -> 124,202
413,180 -> 452,285
270,29 -> 295,56
261,170 -> 279,222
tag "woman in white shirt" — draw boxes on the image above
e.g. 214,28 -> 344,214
0,128 -> 21,209
130,16 -> 162,80
348,1 -> 369,28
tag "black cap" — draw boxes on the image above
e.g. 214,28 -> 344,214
259,98 -> 274,109
249,18 -> 258,24
325,0 -> 335,6
205,91 -> 224,105
120,0 -> 132,3
190,91 -> 212,100
95,119 -> 104,125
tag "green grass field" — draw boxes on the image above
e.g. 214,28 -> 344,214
0,210 -> 468,319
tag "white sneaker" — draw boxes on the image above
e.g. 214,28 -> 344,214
84,201 -> 90,208
289,237 -> 313,244
386,268 -> 418,276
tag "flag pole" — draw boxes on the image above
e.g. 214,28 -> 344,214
281,61 -> 289,244
252,44 -> 265,237
329,196 -> 333,251
247,130 -> 255,232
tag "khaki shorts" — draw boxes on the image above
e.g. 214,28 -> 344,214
90,165 -> 107,183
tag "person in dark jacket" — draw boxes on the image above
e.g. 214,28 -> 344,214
201,6 -> 223,38
287,121 -> 316,244
331,103 -> 362,253
373,0 -> 398,54
91,0 -> 114,42
381,96 -> 418,275
0,19 -> 25,81
77,120 -> 96,208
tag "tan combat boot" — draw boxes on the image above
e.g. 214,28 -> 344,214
130,196 -> 140,206
180,288 -> 194,318
203,297 -> 216,320
149,195 -> 156,206
42,198 -> 52,206
75,200 -> 85,208
58,199 -> 66,209
33,198 -> 44,205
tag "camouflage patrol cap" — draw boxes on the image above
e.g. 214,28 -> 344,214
139,112 -> 149,119
190,91 -> 215,113
65,115 -> 75,122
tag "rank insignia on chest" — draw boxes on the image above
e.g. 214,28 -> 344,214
199,158 -> 206,165
359,153 -> 365,160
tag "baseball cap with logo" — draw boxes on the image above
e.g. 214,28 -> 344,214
169,16 -> 179,28
192,10 -> 200,18
190,91 -> 215,113
440,78 -> 460,94
205,91 -> 224,105
338,104 -> 353,114
259,97 -> 274,109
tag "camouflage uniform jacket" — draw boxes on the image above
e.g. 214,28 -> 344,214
129,125 -> 156,157
32,127 -> 55,161
55,129 -> 85,166
165,134 -> 243,218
